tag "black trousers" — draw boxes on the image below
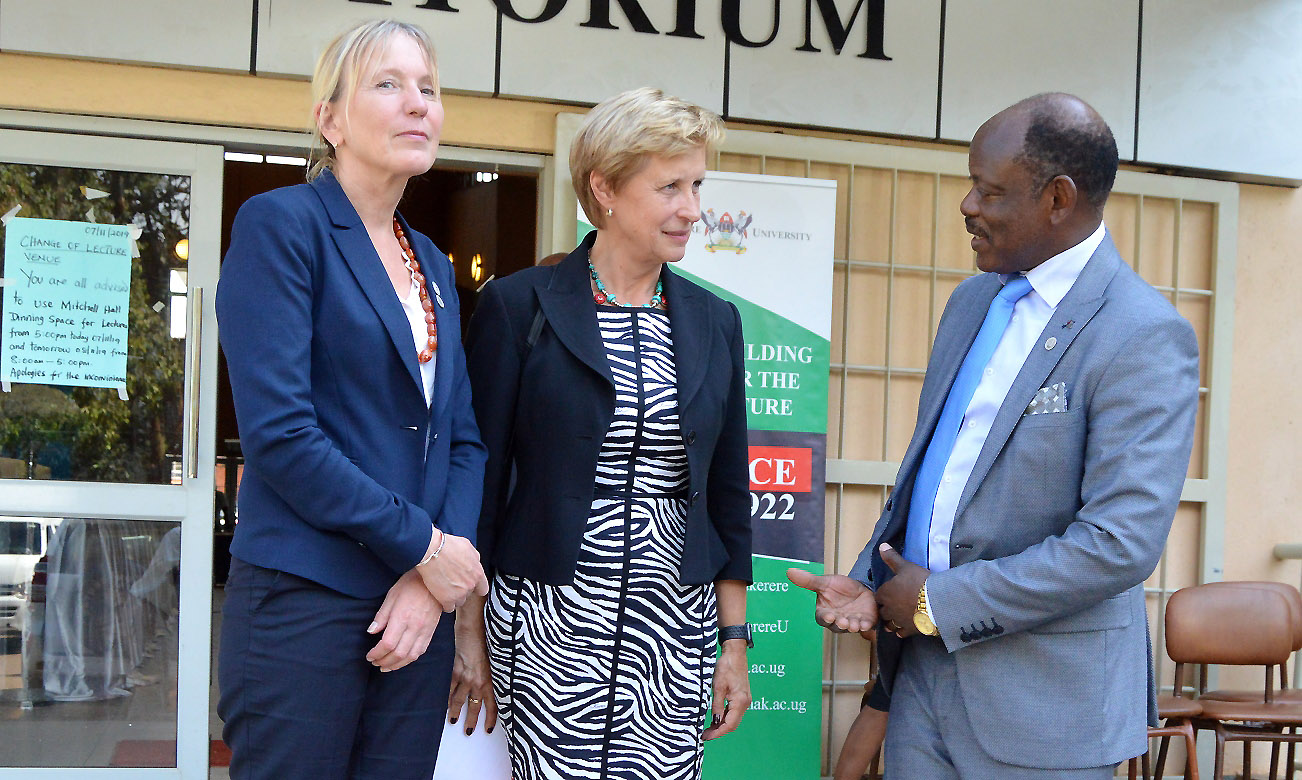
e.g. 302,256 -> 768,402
218,557 -> 453,780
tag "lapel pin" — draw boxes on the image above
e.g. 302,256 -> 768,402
1062,320 -> 1074,329
431,279 -> 445,308
1045,336 -> 1058,350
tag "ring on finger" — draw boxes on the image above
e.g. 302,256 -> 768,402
468,698 -> 481,704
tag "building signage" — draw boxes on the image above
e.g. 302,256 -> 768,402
672,171 -> 834,780
357,0 -> 888,58
0,0 -> 1298,179
2,218 -> 131,391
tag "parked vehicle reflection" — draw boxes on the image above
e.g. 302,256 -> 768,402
0,517 -> 180,767
0,517 -> 60,641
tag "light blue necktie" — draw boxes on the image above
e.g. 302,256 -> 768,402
902,275 -> 1034,568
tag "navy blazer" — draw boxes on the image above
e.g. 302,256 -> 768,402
465,233 -> 752,586
216,171 -> 486,599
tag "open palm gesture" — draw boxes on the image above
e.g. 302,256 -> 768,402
787,569 -> 879,635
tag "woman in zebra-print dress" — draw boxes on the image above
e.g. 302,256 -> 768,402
459,88 -> 754,780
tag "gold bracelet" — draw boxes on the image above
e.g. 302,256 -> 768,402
418,529 -> 447,567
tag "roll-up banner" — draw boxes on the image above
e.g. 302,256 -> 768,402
583,171 -> 836,777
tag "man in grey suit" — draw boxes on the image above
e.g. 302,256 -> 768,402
790,93 -> 1199,777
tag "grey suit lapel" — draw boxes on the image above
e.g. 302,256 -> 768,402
874,273 -> 999,550
903,273 -> 1001,474
953,234 -> 1123,521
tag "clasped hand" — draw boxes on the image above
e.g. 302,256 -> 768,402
366,531 -> 489,671
874,544 -> 929,639
366,569 -> 443,672
416,530 -> 490,611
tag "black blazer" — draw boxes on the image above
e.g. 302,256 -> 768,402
465,233 -> 752,586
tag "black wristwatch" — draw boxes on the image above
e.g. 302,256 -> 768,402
719,623 -> 753,649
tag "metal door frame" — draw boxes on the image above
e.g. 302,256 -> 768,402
0,125 -> 222,779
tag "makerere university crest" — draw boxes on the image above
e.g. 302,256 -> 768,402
700,208 -> 753,253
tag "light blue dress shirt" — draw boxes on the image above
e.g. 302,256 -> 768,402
923,221 -> 1106,572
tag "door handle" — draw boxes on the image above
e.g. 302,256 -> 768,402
185,286 -> 204,480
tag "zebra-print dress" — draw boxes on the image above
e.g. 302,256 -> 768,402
486,306 -> 718,780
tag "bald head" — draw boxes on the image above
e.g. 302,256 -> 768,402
979,93 -> 1118,214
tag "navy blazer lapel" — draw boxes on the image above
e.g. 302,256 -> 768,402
397,214 -> 453,420
312,172 -> 424,396
954,234 -> 1122,520
536,236 -> 613,385
662,266 -> 711,410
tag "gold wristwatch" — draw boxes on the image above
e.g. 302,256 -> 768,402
913,584 -> 939,636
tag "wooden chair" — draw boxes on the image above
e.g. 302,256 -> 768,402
1128,602 -> 1205,780
1135,693 -> 1203,780
1165,583 -> 1302,780
1194,582 -> 1302,780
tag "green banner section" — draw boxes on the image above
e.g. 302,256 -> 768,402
674,270 -> 830,434
702,555 -> 823,780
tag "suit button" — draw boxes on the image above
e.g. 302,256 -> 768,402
960,629 -> 972,643
685,430 -> 697,445
690,491 -> 700,506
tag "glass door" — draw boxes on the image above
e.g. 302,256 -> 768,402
0,127 -> 221,779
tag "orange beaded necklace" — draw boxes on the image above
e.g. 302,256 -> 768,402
393,218 -> 437,363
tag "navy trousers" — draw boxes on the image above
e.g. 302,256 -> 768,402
218,557 -> 453,780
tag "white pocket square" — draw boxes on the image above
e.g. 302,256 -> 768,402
1025,382 -> 1068,415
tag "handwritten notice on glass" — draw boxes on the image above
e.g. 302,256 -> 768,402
2,217 -> 131,388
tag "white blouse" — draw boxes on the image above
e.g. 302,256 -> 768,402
398,277 -> 437,407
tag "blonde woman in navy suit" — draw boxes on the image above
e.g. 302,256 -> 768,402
215,20 -> 488,780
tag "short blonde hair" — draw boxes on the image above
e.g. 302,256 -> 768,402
570,87 -> 724,228
308,19 -> 440,181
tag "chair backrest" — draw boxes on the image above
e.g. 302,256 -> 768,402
1205,581 -> 1302,650
1165,583 -> 1294,665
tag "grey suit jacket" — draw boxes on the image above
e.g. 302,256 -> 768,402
850,233 -> 1199,769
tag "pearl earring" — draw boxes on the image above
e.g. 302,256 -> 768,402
607,208 -> 613,217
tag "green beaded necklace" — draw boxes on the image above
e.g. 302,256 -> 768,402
588,260 -> 666,309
